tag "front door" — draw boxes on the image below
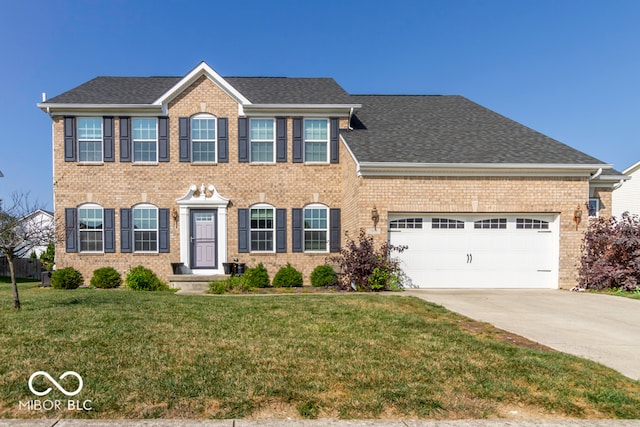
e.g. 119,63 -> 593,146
190,210 -> 217,269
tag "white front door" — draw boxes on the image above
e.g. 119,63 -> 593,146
388,214 -> 558,288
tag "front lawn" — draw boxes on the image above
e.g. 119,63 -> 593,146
1,283 -> 640,420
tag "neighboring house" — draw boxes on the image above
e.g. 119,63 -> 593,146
14,209 -> 54,258
613,160 -> 640,218
37,62 -> 626,289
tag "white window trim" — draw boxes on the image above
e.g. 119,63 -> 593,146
303,203 -> 329,253
133,204 -> 159,253
133,118 -> 158,163
78,203 -> 104,253
77,118 -> 103,163
250,118 -> 276,163
303,118 -> 329,164
191,113 -> 217,163
250,203 -> 275,253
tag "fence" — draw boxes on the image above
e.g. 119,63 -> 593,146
0,256 -> 43,280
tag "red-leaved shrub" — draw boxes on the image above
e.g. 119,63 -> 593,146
578,212 -> 640,291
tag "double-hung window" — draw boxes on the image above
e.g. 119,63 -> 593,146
304,119 -> 328,163
133,205 -> 158,252
250,119 -> 275,163
250,205 -> 274,252
304,205 -> 328,251
191,115 -> 216,162
77,118 -> 103,162
133,118 -> 157,162
78,204 -> 103,252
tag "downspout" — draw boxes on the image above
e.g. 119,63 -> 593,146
590,168 -> 602,180
348,107 -> 354,131
612,179 -> 625,190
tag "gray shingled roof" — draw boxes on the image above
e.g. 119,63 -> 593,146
225,77 -> 353,104
45,76 -> 353,105
45,77 -> 181,104
342,95 -> 608,165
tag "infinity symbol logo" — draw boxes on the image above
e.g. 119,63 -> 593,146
28,371 -> 83,397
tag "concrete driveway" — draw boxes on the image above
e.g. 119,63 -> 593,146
404,289 -> 640,380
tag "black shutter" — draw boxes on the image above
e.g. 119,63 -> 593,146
64,117 -> 76,162
119,117 -> 131,162
276,208 -> 287,253
292,118 -> 303,163
276,118 -> 287,162
292,208 -> 303,252
218,117 -> 228,163
158,208 -> 170,253
238,117 -> 249,162
179,117 -> 190,162
103,117 -> 115,162
120,208 -> 132,253
330,208 -> 341,252
238,208 -> 249,253
104,208 -> 115,253
158,117 -> 169,162
65,208 -> 77,253
330,118 -> 339,164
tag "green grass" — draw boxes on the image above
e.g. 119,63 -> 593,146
2,282 -> 640,420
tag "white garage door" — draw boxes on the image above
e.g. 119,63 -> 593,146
388,214 -> 558,288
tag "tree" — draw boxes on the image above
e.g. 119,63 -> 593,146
0,192 -> 53,310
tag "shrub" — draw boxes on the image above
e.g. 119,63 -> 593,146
50,267 -> 84,289
126,265 -> 170,291
90,267 -> 122,289
273,263 -> 303,287
241,263 -> 271,288
328,228 -> 407,292
208,279 -> 232,294
310,265 -> 337,287
578,212 -> 640,292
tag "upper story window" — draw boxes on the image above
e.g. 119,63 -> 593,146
133,204 -> 158,252
251,119 -> 275,163
304,119 -> 329,163
250,204 -> 275,252
133,118 -> 157,162
77,118 -> 103,162
191,114 -> 216,162
304,204 -> 328,252
78,204 -> 103,252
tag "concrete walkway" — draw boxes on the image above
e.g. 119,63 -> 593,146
404,289 -> 640,380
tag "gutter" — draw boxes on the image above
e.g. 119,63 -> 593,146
357,162 -> 614,177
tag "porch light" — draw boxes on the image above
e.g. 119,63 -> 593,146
171,207 -> 179,227
573,205 -> 582,230
371,206 -> 379,230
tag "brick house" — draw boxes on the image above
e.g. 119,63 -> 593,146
37,62 -> 625,289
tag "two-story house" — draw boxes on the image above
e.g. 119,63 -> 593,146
38,62 -> 625,289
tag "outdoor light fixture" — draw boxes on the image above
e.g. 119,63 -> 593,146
171,207 -> 179,228
573,205 -> 582,230
371,206 -> 379,230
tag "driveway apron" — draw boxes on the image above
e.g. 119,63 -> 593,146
404,289 -> 640,380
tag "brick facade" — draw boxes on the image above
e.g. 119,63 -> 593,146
49,69 -> 611,289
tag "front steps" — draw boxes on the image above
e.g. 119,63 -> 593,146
168,274 -> 228,294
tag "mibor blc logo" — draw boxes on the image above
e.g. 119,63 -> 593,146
20,371 -> 92,411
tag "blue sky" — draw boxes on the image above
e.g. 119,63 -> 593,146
1,0 -> 639,210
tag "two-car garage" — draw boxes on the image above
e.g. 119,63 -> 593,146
388,214 -> 559,288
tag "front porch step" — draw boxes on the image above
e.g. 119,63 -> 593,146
168,274 -> 228,293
